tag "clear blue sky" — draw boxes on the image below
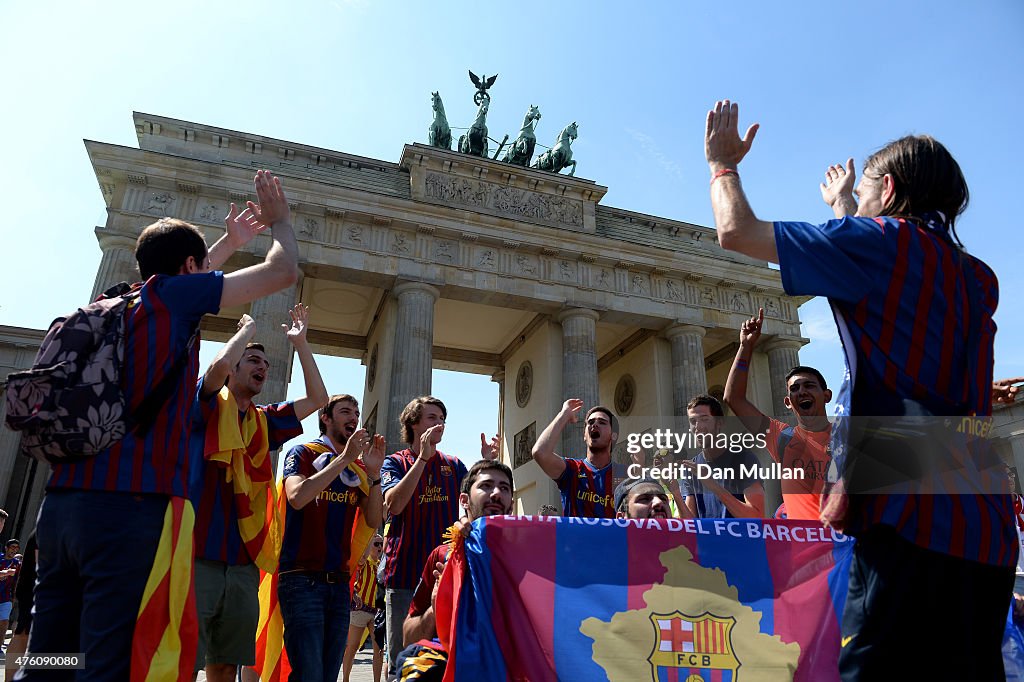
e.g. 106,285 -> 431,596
3,0 -> 1022,463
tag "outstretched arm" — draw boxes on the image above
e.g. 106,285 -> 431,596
820,158 -> 859,218
283,304 -> 329,420
220,171 -> 300,309
201,314 -> 256,398
724,308 -> 771,435
705,100 -> 777,262
532,400 -> 583,480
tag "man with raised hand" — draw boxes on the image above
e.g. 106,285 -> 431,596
279,394 -> 385,682
705,98 -> 1014,679
379,396 -> 498,676
679,395 -> 764,519
724,308 -> 832,520
401,459 -> 514,647
190,305 -> 327,682
532,400 -> 621,518
23,170 -> 298,680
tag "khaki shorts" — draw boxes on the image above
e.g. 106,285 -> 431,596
194,559 -> 260,671
349,608 -> 375,629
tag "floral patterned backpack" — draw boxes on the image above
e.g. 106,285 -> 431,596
3,282 -> 190,463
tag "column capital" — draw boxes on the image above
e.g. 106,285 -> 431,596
556,307 -> 600,324
392,280 -> 440,302
96,231 -> 138,252
664,324 -> 706,341
762,336 -> 805,353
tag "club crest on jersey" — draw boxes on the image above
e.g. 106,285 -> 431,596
440,464 -> 453,476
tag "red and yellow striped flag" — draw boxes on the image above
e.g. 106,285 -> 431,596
130,497 -> 198,682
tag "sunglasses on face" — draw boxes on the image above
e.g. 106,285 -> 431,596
373,543 -> 383,548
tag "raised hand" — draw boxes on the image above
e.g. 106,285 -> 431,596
249,170 -> 291,227
341,428 -> 370,464
224,202 -> 269,248
237,313 -> 255,332
282,304 -> 310,346
561,398 -> 584,424
705,100 -> 759,172
363,434 -> 386,477
994,378 -> 1024,405
480,433 -> 500,461
419,424 -> 444,461
820,158 -> 858,217
740,308 -> 764,348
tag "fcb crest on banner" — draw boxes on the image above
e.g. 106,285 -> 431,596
648,612 -> 739,682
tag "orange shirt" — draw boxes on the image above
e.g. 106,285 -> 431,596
766,418 -> 831,521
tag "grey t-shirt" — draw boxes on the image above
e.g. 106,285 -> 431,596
678,449 -> 761,518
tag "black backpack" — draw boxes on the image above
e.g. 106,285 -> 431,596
4,282 -> 191,464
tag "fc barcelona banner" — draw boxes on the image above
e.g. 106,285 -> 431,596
436,516 -> 853,682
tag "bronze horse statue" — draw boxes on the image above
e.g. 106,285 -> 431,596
502,105 -> 542,167
428,91 -> 451,150
458,98 -> 489,158
532,121 -> 578,176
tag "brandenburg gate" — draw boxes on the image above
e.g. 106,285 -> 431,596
82,112 -> 806,513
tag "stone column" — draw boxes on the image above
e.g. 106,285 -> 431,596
248,278 -> 303,406
557,308 -> 600,457
491,369 -> 505,464
91,232 -> 139,299
248,277 -> 302,471
385,281 -> 440,452
764,338 -> 803,419
666,324 -> 708,419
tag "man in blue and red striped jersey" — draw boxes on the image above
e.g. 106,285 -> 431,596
532,399 -> 621,517
189,305 -> 327,682
401,459 -> 515,649
380,396 -> 498,676
279,394 -> 385,682
23,170 -> 299,680
705,99 -> 1015,679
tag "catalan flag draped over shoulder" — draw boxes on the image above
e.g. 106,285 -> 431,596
204,386 -> 280,572
131,497 -> 198,682
436,516 -> 854,682
251,451 -> 376,682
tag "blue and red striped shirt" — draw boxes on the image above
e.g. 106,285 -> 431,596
190,380 -> 302,565
555,458 -> 619,518
775,215 -> 1014,566
380,449 -> 467,590
49,272 -> 223,498
0,557 -> 21,603
280,437 -> 366,573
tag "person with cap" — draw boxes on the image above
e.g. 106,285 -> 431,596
615,477 -> 680,520
532,399 -> 623,518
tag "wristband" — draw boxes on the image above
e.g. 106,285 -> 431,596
735,359 -> 749,371
370,478 -> 381,487
710,168 -> 738,185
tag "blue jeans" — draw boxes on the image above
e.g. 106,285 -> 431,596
385,588 -> 414,675
278,573 -> 350,682
19,490 -> 166,682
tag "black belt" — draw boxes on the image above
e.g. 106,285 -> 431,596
280,569 -> 349,584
